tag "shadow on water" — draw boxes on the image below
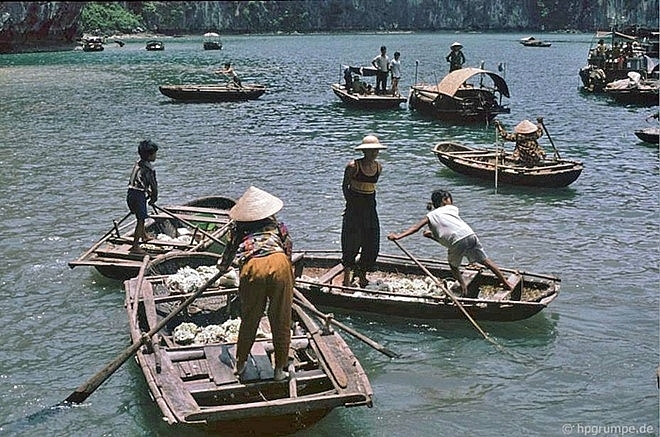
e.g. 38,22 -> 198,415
0,402 -> 77,435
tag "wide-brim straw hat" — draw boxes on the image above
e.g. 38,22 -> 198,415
514,119 -> 538,134
355,134 -> 387,150
450,41 -> 463,48
229,186 -> 283,222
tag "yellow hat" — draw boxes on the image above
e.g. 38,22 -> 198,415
229,186 -> 283,222
514,119 -> 538,134
355,135 -> 387,150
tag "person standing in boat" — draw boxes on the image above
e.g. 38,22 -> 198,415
215,62 -> 242,87
445,42 -> 465,72
495,118 -> 546,167
387,190 -> 515,299
371,45 -> 390,95
341,135 -> 387,288
389,51 -> 402,96
126,139 -> 159,255
217,186 -> 293,382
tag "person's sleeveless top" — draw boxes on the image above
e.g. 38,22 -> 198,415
348,159 -> 380,195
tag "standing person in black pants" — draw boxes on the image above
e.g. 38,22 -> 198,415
371,45 -> 390,95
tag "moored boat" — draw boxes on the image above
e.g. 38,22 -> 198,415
126,252 -> 373,434
408,67 -> 510,124
431,141 -> 583,188
293,251 -> 560,322
578,27 -> 659,93
68,196 -> 235,280
634,128 -> 660,143
203,32 -> 222,50
603,74 -> 659,106
159,84 -> 266,102
520,36 -> 551,47
82,36 -> 104,52
145,40 -> 164,51
331,65 -> 407,109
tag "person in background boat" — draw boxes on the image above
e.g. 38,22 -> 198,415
387,190 -> 515,298
216,62 -> 242,87
343,66 -> 353,91
445,41 -> 465,72
341,135 -> 386,288
593,38 -> 609,68
495,117 -> 546,167
371,45 -> 390,95
352,75 -> 372,95
389,51 -> 402,96
126,140 -> 159,254
217,186 -> 293,382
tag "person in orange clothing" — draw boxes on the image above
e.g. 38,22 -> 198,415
217,186 -> 293,381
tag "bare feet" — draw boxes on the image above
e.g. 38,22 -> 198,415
273,368 -> 288,381
234,360 -> 247,377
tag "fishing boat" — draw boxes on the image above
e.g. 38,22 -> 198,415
203,32 -> 222,50
331,65 -> 407,109
159,84 -> 266,102
68,196 -> 235,280
578,26 -> 659,93
519,36 -> 551,47
603,74 -> 659,106
125,252 -> 373,434
432,141 -> 583,188
634,128 -> 660,143
146,40 -> 164,51
408,67 -> 510,124
293,251 -> 560,322
82,36 -> 104,52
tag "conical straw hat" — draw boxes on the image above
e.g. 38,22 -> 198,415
514,119 -> 538,134
229,186 -> 283,222
450,41 -> 463,48
355,135 -> 387,150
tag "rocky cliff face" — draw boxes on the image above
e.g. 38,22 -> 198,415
1,1 -> 657,54
0,2 -> 83,53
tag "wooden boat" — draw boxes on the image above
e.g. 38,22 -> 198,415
68,196 -> 235,280
125,252 -> 373,433
332,65 -> 406,109
520,36 -> 551,47
82,36 -> 104,52
203,32 -> 222,50
146,40 -> 164,51
408,67 -> 510,124
634,127 -> 660,143
604,76 -> 659,106
159,84 -> 266,102
579,27 -> 659,93
293,251 -> 560,322
432,141 -> 583,188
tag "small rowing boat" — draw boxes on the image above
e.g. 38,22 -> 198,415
126,252 -> 373,433
293,251 -> 560,322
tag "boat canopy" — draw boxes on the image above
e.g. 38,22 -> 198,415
343,65 -> 378,77
595,30 -> 638,42
204,32 -> 220,38
437,67 -> 510,98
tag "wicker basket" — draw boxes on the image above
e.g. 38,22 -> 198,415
147,251 -> 223,276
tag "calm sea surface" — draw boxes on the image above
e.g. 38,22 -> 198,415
0,32 -> 658,437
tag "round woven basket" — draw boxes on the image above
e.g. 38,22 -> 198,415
147,251 -> 223,276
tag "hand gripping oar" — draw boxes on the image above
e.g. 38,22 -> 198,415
63,264 -> 227,405
538,118 -> 561,160
391,239 -> 500,347
151,203 -> 232,248
293,287 -> 400,358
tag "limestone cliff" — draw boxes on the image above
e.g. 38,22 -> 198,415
0,2 -> 83,53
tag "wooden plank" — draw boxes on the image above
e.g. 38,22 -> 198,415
149,213 -> 230,225
493,273 -> 522,301
204,344 -> 239,385
151,352 -> 200,420
163,205 -> 231,215
317,263 -> 345,284
250,341 -> 274,381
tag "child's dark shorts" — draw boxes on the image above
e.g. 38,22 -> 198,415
127,189 -> 148,220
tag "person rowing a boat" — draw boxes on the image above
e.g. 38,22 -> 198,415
387,190 -> 514,298
216,186 -> 294,382
215,62 -> 242,87
495,117 -> 545,167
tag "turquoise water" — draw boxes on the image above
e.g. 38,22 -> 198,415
0,33 -> 657,436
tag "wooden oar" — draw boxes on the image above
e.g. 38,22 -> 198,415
391,240 -> 499,346
293,287 -> 400,358
151,203 -> 232,248
538,119 -> 561,160
62,267 -> 227,405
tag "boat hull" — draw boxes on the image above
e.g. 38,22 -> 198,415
331,84 -> 406,109
432,141 -> 583,188
293,251 -> 560,322
408,87 -> 510,124
159,84 -> 266,102
605,89 -> 659,106
125,252 -> 373,432
634,128 -> 660,143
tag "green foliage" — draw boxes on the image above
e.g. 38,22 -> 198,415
81,2 -> 144,34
